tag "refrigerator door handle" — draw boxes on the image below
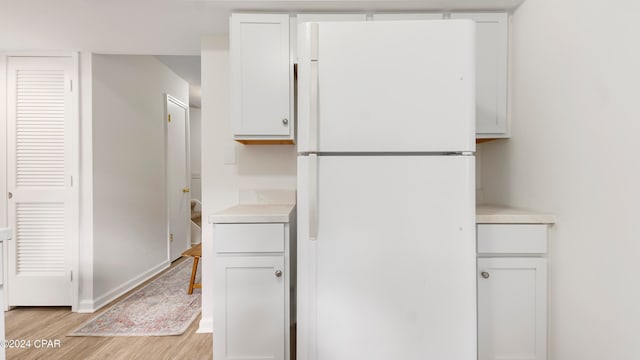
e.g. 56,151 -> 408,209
309,153 -> 318,241
309,23 -> 319,152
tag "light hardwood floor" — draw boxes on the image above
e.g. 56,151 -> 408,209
4,259 -> 212,360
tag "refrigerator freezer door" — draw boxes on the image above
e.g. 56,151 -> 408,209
297,20 -> 476,153
297,155 -> 476,360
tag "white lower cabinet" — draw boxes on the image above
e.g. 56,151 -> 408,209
215,256 -> 286,359
213,222 -> 294,360
477,257 -> 547,360
477,224 -> 548,360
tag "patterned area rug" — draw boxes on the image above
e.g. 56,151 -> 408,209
69,259 -> 201,336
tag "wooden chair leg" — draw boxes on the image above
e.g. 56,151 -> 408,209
188,257 -> 199,295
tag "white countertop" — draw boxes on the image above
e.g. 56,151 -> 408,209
0,227 -> 11,242
209,204 -> 553,225
476,205 -> 556,224
209,204 -> 295,224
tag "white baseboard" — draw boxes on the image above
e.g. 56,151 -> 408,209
90,261 -> 170,312
77,299 -> 96,313
198,316 -> 213,333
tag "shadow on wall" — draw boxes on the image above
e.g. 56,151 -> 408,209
236,144 -> 297,176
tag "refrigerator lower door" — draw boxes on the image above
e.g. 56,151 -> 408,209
297,155 -> 476,360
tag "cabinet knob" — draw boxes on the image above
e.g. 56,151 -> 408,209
282,118 -> 288,125
481,271 -> 490,279
275,270 -> 282,278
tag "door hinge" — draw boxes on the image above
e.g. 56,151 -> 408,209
69,80 -> 73,92
69,270 -> 73,282
70,175 -> 73,187
170,233 -> 174,242
168,114 -> 171,123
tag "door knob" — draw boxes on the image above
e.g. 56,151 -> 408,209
481,271 -> 490,279
182,187 -> 190,193
282,118 -> 288,125
275,270 -> 282,278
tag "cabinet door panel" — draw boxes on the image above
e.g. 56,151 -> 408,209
231,14 -> 291,138
214,256 -> 286,360
477,257 -> 547,360
451,12 -> 508,137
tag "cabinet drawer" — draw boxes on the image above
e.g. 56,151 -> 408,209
477,224 -> 547,254
215,223 -> 285,253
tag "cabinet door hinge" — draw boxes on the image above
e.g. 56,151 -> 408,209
69,270 -> 73,282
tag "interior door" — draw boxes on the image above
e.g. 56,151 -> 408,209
6,56 -> 76,306
166,94 -> 190,261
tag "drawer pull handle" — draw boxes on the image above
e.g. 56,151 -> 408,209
275,270 -> 282,278
481,271 -> 490,279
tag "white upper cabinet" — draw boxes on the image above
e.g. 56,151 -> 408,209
451,12 -> 509,138
296,13 -> 366,23
373,13 -> 443,20
230,13 -> 293,143
230,11 -> 511,143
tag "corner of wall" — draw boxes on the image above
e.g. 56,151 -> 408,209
92,260 -> 169,312
78,51 -> 95,310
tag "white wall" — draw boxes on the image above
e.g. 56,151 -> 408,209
480,1 -> 640,359
190,107 -> 202,201
199,36 -> 297,331
91,55 -> 189,309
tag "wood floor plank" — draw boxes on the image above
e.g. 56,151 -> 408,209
4,259 -> 212,360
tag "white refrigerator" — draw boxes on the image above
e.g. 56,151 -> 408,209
296,20 -> 477,360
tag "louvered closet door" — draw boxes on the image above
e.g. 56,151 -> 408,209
7,56 -> 75,306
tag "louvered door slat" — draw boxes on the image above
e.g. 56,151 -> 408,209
15,67 -> 66,189
15,203 -> 66,275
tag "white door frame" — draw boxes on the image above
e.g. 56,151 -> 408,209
164,94 -> 191,261
1,52 -> 80,311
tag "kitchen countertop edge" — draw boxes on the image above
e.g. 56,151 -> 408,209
209,204 -> 295,224
476,204 -> 556,224
208,204 -> 553,224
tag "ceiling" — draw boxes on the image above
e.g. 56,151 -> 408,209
2,0 -> 523,108
1,0 -> 525,54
